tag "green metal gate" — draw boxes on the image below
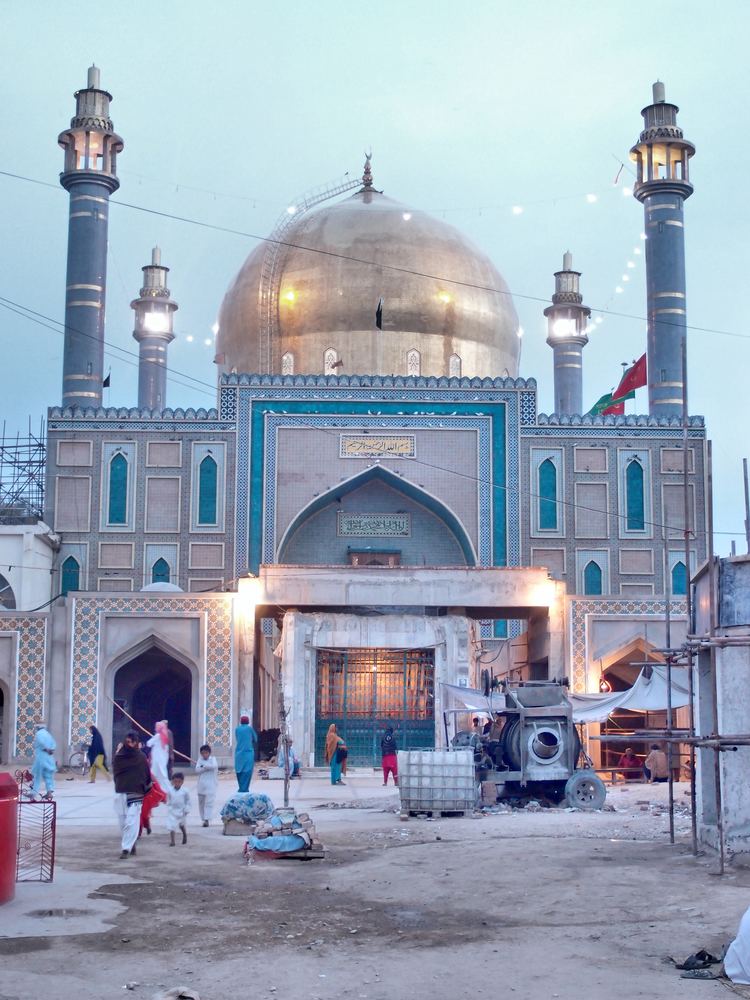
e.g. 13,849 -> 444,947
315,648 -> 435,767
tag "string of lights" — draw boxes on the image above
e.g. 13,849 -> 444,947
1,166 -> 747,342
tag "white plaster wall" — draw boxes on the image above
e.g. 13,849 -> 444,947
0,523 -> 57,611
279,610 -> 477,764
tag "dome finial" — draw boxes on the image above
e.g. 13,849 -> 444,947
362,150 -> 373,189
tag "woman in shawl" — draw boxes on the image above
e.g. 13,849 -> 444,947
146,720 -> 170,790
325,724 -> 347,786
234,715 -> 258,792
87,724 -> 110,782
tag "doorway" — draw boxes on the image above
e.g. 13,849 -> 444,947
112,648 -> 193,761
315,647 -> 435,766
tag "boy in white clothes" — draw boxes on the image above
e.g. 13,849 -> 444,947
194,743 -> 218,827
166,771 -> 190,846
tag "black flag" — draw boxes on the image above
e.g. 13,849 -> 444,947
375,297 -> 384,330
102,372 -> 111,388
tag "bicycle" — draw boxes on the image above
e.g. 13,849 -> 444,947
67,743 -> 89,776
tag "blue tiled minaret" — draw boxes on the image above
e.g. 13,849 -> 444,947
630,82 -> 695,417
58,66 -> 123,408
131,247 -> 178,410
544,252 -> 590,415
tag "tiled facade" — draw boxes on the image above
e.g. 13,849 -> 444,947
46,407 -> 236,594
0,375 -> 704,764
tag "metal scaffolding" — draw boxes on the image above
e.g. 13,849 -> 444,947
0,419 -> 46,524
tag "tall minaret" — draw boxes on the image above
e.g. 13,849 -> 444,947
131,247 -> 178,410
630,82 -> 695,417
544,252 -> 590,415
58,66 -> 123,408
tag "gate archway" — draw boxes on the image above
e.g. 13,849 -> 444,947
112,648 -> 194,761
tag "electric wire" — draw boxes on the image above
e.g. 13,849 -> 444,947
0,288 -> 744,543
0,167 -> 747,342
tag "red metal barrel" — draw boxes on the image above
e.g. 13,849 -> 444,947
0,772 -> 19,903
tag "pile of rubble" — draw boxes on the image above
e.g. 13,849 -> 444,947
245,808 -> 326,861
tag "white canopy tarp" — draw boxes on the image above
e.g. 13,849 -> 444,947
569,664 -> 691,724
441,683 -> 506,714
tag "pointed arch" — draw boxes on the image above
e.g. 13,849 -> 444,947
61,556 -> 80,596
671,560 -> 687,596
152,557 -> 171,585
277,465 -> 477,566
625,458 -> 645,530
281,352 -> 294,375
324,348 -> 338,374
583,560 -> 603,595
0,573 -> 16,610
449,354 -> 462,378
108,452 -> 128,525
538,458 -> 558,530
407,349 -> 421,376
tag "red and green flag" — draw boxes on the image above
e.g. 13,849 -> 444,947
586,390 -> 635,416
612,353 -> 647,401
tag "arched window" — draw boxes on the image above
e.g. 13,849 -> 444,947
324,348 -> 338,374
625,459 -> 645,531
538,459 -> 558,531
152,557 -> 170,585
0,573 -> 16,610
281,352 -> 294,375
583,560 -> 603,595
108,453 -> 128,525
407,349 -> 421,376
672,560 -> 687,596
449,354 -> 462,378
61,556 -> 80,596
198,455 -> 218,525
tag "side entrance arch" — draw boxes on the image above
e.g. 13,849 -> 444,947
110,643 -> 196,762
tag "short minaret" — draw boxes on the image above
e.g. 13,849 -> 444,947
544,252 -> 591,415
131,247 -> 178,410
630,81 -> 695,417
58,66 -> 123,408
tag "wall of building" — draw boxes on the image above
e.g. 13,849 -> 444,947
45,408 -> 236,595
521,418 -> 707,597
0,523 -> 57,611
281,479 -> 468,566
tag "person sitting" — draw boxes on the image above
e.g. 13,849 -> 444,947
616,747 -> 640,778
277,738 -> 301,778
644,744 -> 669,783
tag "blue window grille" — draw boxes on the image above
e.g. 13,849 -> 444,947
625,459 -> 645,531
198,455 -> 218,525
671,560 -> 687,596
61,556 -> 80,595
108,453 -> 128,525
538,459 -> 558,531
583,560 -> 603,595
152,557 -> 170,585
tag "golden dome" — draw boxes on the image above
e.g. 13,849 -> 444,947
216,183 -> 520,379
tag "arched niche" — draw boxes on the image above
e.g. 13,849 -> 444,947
277,465 -> 476,567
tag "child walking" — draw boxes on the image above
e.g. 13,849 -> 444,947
166,771 -> 190,846
194,743 -> 218,827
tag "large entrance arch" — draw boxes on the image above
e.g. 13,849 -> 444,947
112,648 -> 193,761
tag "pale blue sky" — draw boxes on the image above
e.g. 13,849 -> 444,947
2,0 -> 749,548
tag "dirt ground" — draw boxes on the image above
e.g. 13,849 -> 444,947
0,777 -> 748,1000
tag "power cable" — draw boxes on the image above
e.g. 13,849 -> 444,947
0,167 -> 748,342
0,290 -> 742,542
